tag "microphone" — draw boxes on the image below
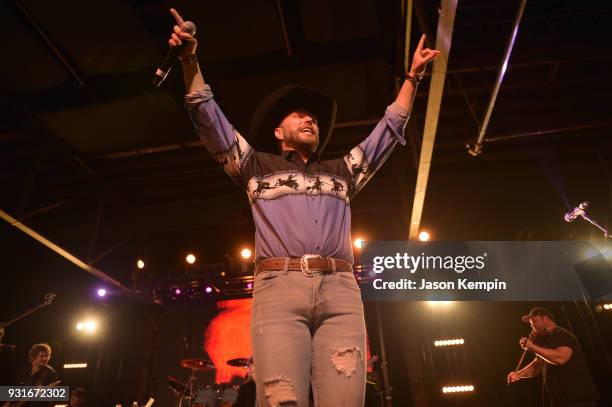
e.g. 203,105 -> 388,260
564,201 -> 588,222
153,21 -> 197,87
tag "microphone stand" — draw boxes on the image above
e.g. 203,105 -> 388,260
0,293 -> 56,351
566,201 -> 610,238
579,212 -> 610,238
508,330 -> 534,386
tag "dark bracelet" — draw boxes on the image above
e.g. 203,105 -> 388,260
405,70 -> 425,87
179,54 -> 198,65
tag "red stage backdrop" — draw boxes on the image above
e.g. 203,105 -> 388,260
204,298 -> 253,383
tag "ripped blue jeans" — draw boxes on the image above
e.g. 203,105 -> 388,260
251,266 -> 367,407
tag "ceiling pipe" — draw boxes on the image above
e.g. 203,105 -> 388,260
466,0 -> 528,156
274,0 -> 293,57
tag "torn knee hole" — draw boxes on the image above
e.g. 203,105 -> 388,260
264,375 -> 297,406
330,346 -> 362,377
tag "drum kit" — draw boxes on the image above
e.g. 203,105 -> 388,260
168,355 -> 381,406
167,357 -> 252,407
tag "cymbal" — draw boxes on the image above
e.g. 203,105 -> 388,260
226,358 -> 249,368
180,358 -> 215,371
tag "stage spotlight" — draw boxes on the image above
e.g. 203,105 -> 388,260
418,231 -> 430,241
442,385 -> 475,394
63,363 -> 87,369
247,282 -> 253,289
173,287 -> 182,295
97,288 -> 106,298
241,248 -> 252,259
84,320 -> 97,333
204,286 -> 213,294
427,301 -> 453,307
604,303 -> 612,311
137,259 -> 145,269
434,338 -> 465,347
76,319 -> 98,334
186,254 -> 196,264
354,238 -> 364,249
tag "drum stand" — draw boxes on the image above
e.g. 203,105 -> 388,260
177,370 -> 197,407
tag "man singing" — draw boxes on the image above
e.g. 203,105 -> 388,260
507,307 -> 599,407
167,8 -> 439,406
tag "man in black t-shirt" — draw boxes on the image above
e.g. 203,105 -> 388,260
2,343 -> 58,407
507,307 -> 599,407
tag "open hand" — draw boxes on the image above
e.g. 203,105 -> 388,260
168,8 -> 197,59
409,34 -> 441,77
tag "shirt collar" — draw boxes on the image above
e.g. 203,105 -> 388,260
281,149 -> 320,163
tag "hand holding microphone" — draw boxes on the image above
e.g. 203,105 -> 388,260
168,9 -> 197,58
153,8 -> 197,87
519,336 -> 534,351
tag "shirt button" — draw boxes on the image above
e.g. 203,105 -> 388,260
311,197 -> 315,201
316,246 -> 320,250
314,219 -> 318,223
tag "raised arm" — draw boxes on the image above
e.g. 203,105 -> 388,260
395,34 -> 440,112
168,8 -> 206,93
168,9 -> 253,187
344,34 -> 439,199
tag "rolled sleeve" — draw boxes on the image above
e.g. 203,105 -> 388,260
343,102 -> 410,198
184,84 -> 254,187
384,102 -> 409,146
184,84 -> 215,107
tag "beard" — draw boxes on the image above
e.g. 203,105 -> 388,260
282,128 -> 319,152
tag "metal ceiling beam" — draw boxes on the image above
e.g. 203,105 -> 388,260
73,155 -> 126,207
0,208 -> 141,298
408,0 -> 458,240
98,118 -> 382,160
11,0 -> 85,87
439,121 -> 612,148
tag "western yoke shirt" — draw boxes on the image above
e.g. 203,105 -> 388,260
185,85 -> 409,264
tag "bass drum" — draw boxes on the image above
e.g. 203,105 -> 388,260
218,385 -> 239,406
192,386 -> 219,407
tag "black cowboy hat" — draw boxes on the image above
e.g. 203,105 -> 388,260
248,85 -> 337,154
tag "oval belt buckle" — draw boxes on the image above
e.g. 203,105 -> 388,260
300,254 -> 320,277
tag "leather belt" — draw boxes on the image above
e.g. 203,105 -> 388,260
257,255 -> 352,276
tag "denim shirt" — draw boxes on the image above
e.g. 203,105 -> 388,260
185,85 -> 409,264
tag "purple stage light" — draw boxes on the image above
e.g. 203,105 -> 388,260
247,282 -> 253,289
97,288 -> 107,297
174,288 -> 182,295
205,286 -> 213,294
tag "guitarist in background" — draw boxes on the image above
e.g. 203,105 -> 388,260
2,343 -> 58,407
